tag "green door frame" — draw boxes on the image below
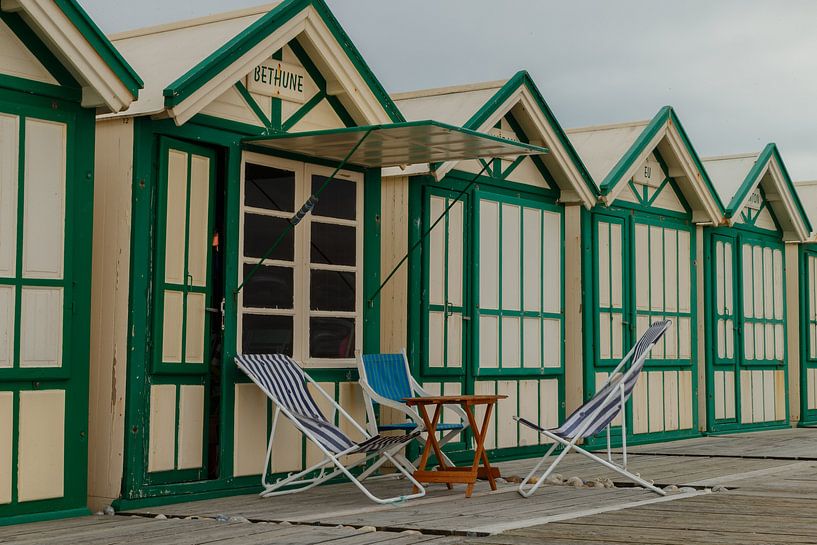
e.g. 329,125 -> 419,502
0,88 -> 94,525
585,203 -> 700,447
118,114 -> 382,509
408,169 -> 566,462
799,244 -> 817,426
704,225 -> 789,434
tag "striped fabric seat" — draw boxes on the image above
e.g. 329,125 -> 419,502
518,320 -> 671,439
235,353 -> 419,455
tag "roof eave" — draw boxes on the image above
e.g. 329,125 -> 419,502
3,0 -> 142,112
162,0 -> 400,127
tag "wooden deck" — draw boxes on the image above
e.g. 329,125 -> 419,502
4,428 -> 817,544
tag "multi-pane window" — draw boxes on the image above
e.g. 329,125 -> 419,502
741,242 -> 784,363
238,154 -> 362,366
476,195 -> 562,372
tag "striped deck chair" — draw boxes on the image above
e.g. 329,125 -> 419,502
234,354 -> 426,504
516,320 -> 672,498
358,351 -> 468,470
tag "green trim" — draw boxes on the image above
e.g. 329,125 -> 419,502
585,199 -> 700,445
799,245 -> 817,425
234,82 -> 272,129
0,93 -> 94,520
703,226 -> 789,433
723,143 -> 812,236
53,0 -> 143,96
163,0 -> 401,123
0,10 -> 79,89
599,107 -> 724,218
463,70 -> 598,198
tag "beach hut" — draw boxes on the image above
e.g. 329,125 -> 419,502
379,71 -> 598,460
566,107 -> 723,444
701,146 -> 810,433
0,0 -> 140,524
789,180 -> 817,426
88,1 -> 543,510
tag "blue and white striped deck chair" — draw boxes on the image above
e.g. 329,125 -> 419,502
234,354 -> 426,504
358,351 -> 468,469
515,320 -> 672,497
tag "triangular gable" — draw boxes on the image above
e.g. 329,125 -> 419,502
199,40 -> 352,133
613,152 -> 688,214
1,0 -> 141,112
707,144 -> 811,241
568,107 -> 723,224
0,18 -> 57,84
392,71 -> 597,208
732,187 -> 780,232
112,0 -> 399,127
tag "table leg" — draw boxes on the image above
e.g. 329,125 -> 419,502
414,404 -> 451,491
463,402 -> 497,497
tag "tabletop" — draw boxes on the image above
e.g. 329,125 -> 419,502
402,394 -> 507,406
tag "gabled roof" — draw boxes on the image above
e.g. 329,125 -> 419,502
567,106 -> 724,224
107,0 -> 400,126
703,144 -> 811,241
2,0 -> 142,112
392,70 -> 598,208
794,180 -> 817,241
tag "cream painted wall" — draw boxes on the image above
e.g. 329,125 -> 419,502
786,243 -> 801,424
563,204 -> 583,413
696,225 -> 706,431
88,118 -> 134,510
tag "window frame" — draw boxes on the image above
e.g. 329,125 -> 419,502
238,152 -> 363,368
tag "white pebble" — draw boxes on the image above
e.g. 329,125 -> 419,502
663,485 -> 679,493
154,514 -> 167,520
358,526 -> 377,533
103,506 -> 115,516
228,515 -> 250,523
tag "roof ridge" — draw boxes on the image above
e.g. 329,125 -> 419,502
392,79 -> 507,101
109,2 -> 281,41
701,152 -> 760,162
566,119 -> 652,134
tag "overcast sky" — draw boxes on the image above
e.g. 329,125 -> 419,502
79,0 -> 817,181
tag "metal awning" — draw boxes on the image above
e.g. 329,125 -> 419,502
243,120 -> 548,168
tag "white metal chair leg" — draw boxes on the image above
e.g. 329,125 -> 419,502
518,441 -> 563,498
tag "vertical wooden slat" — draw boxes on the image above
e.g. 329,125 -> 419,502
648,371 -> 664,433
0,391 -> 11,504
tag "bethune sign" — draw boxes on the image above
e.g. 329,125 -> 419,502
247,59 -> 307,103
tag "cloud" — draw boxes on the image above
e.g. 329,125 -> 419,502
79,0 -> 817,179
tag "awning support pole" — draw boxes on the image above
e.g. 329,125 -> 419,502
235,128 -> 374,295
367,158 -> 494,308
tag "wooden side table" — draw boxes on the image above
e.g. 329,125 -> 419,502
403,394 -> 506,498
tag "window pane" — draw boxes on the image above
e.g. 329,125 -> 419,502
242,314 -> 293,355
310,317 -> 355,358
243,264 -> 293,309
311,223 -> 355,266
244,214 -> 294,261
310,270 -> 355,311
244,164 -> 294,212
311,175 -> 356,220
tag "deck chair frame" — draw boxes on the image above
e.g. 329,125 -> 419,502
517,321 -> 671,498
235,355 -> 426,504
357,349 -> 469,470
